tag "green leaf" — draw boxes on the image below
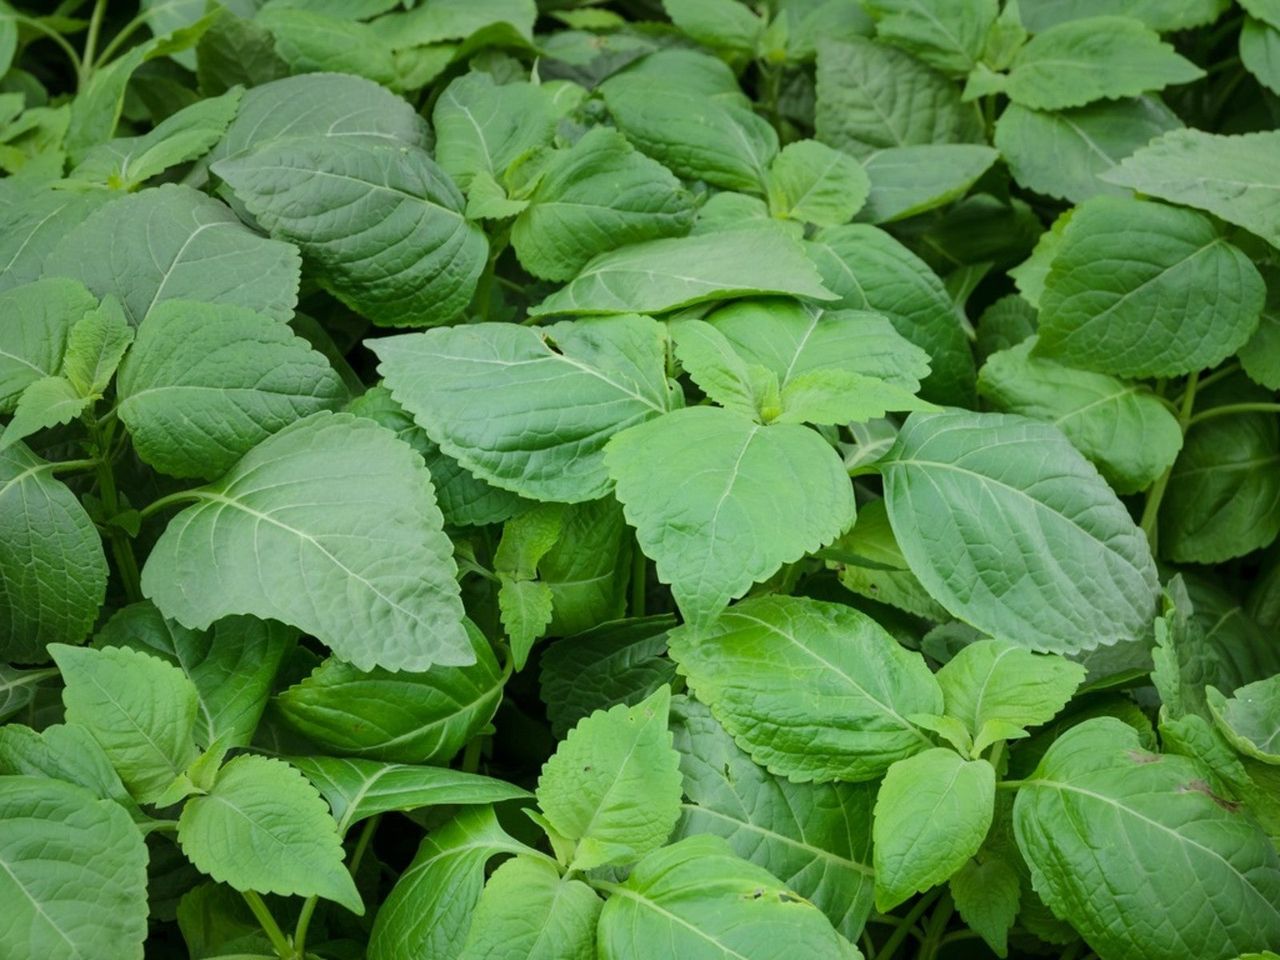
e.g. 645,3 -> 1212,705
668,596 -> 941,782
671,319 -> 780,421
815,36 -> 984,159
1009,209 -> 1071,309
671,696 -> 876,938
880,411 -> 1161,653
978,337 -> 1184,493
606,407 -> 855,626
539,499 -> 632,635
865,0 -> 997,74
512,126 -> 696,282
663,0 -> 765,52
994,97 -> 1182,204
991,16 -> 1204,109
117,300 -> 347,479
1242,17 -> 1280,94
44,185 -> 301,326
459,855 -> 601,960
291,756 -> 531,834
368,806 -> 533,960
368,0 -> 536,48
1013,718 -> 1280,960
831,498 -> 951,620
1102,129 -> 1280,250
197,8 -> 290,96
1242,270 -> 1280,391
432,72 -> 555,191
531,228 -> 836,317
937,639 -> 1086,754
595,834 -> 854,959
766,139 -> 870,226
536,685 -> 681,870
0,775 -> 148,960
858,143 -> 998,223
372,315 -> 673,503
807,224 -> 976,405
178,754 -> 362,914
1208,675 -> 1280,765
0,443 -> 108,662
62,296 -> 133,400
949,856 -> 1021,957
0,665 -> 55,722
1018,0 -> 1230,31
95,602 -> 294,750
499,577 -> 555,670
141,411 -> 470,673
50,643 -> 200,803
71,87 -> 242,190
0,376 -> 89,452
539,617 -> 678,738
873,749 -> 995,910
0,723 -> 138,814
0,189 -> 112,295
256,8 -> 396,85
214,137 -> 486,328
0,277 -> 98,412
1036,197 -> 1263,378
275,627 -> 503,763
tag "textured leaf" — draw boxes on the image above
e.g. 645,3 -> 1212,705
865,0 -> 996,73
459,856 -> 601,960
539,498 -> 632,635
950,856 -> 1021,957
142,412 -> 470,672
498,577 -> 554,670
0,278 -> 98,412
0,443 -> 108,662
432,72 -> 555,191
291,756 -> 530,834
859,143 -> 998,223
0,189 -> 112,295
1242,17 -> 1280,94
873,749 -> 995,910
0,775 -> 148,960
880,411 -> 1161,653
606,407 -> 855,626
979,337 -> 1184,493
531,229 -> 836,317
668,596 -> 941,782
1013,718 -> 1280,960
671,320 -> 780,421
1037,197 -> 1263,378
178,754 -> 362,913
0,376 -> 89,452
214,137 -> 486,328
536,686 -> 681,870
62,296 -> 133,400
664,0 -> 765,52
1208,676 -> 1280,765
369,0 -> 536,47
1019,0 -> 1230,31
832,498 -> 950,620
373,315 -> 672,503
512,127 -> 696,282
257,8 -> 396,85
595,835 -> 853,960
0,723 -> 137,814
766,139 -> 870,226
671,696 -> 876,938
275,627 -> 502,763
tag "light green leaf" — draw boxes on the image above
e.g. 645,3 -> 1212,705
540,499 -> 632,635
0,775 -> 148,960
367,806 -> 532,960
831,498 -> 950,620
873,749 -> 995,910
671,696 -> 876,938
1013,718 -> 1280,960
858,143 -> 998,223
606,407 -> 855,626
466,170 -> 529,220
663,0 -> 765,52
95,602 -> 294,750
0,277 -> 98,412
937,639 -> 1086,754
979,337 -> 1184,493
668,596 -> 941,782
50,643 -> 200,803
1009,209 -> 1072,309
178,754 -> 361,913
0,723 -> 138,813
291,756 -> 531,835
369,0 -> 536,48
71,87 -> 242,190
0,189 -> 112,295
865,0 -> 997,73
1242,0 -> 1280,27
214,137 -> 486,328
815,36 -> 984,159
536,685 -> 681,870
880,411 -> 1161,653
141,412 -> 470,673
776,368 -> 937,426
671,320 -> 779,422
766,139 -> 870,226
994,97 -> 1182,204
1037,197 -> 1263,377
1018,0 -> 1230,31
992,16 -> 1204,109
949,856 -> 1020,957
1101,129 -> 1280,250
459,855 -> 601,960
0,443 -> 108,662
0,376 -> 89,452
432,72 -> 555,191
1242,17 -> 1280,94
512,127 -> 696,282
62,296 -> 132,400
372,315 -> 673,502
499,577 -> 555,670
275,627 -> 502,763
596,834 -> 855,960
44,185 -> 301,326
256,8 -> 396,85
117,300 -> 346,479
1208,676 -> 1280,765
533,229 -> 836,317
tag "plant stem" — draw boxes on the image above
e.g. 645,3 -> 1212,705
1140,370 -> 1199,551
915,892 -> 954,960
79,0 -> 108,85
6,13 -> 83,75
873,889 -> 941,960
630,540 -> 647,617
93,10 -> 150,67
49,458 -> 100,475
461,735 -> 483,773
242,890 -> 294,960
87,417 -> 141,603
1180,361 -> 1238,398
294,815 -> 380,957
1185,402 -> 1280,428
996,778 -> 1029,790
138,488 -> 201,521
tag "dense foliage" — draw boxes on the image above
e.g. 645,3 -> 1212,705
2,1 -> 1280,959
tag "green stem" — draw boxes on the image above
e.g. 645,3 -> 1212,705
461,736 -> 483,774
349,813 -> 380,873
138,488 -> 201,521
1180,362 -> 1238,398
242,891 -> 293,960
915,892 -> 954,960
874,889 -> 941,960
5,13 -> 83,74
996,778 -> 1029,790
630,540 -> 647,617
87,418 -> 141,603
937,930 -> 981,948
1185,402 -> 1280,428
92,9 -> 150,67
79,0 -> 108,85
295,816 -> 380,958
48,458 -> 99,475
1140,370 -> 1199,551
